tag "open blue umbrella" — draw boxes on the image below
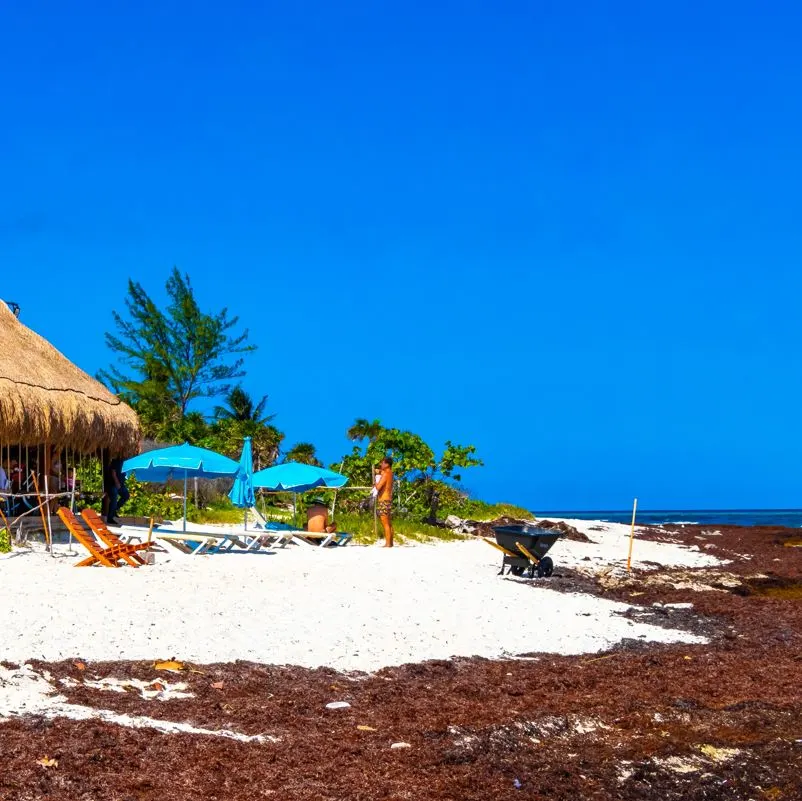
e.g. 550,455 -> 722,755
252,462 -> 349,493
228,437 -> 255,528
123,443 -> 240,531
252,462 -> 348,527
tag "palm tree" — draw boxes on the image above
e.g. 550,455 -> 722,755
346,418 -> 383,444
284,442 -> 322,466
214,387 -> 273,424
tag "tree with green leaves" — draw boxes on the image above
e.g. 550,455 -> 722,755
100,268 -> 255,418
339,419 -> 483,520
284,442 -> 322,466
206,416 -> 283,467
207,387 -> 282,466
346,418 -> 383,445
214,386 -> 273,425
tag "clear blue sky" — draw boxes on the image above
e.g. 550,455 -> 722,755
2,1 -> 801,510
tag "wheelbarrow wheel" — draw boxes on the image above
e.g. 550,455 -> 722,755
537,556 -> 554,578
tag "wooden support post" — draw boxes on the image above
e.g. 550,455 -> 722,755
31,471 -> 50,551
626,498 -> 638,572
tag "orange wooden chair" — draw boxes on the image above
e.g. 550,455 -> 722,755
81,508 -> 152,566
57,508 -> 147,568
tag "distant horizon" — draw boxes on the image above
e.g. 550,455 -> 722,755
536,507 -> 802,513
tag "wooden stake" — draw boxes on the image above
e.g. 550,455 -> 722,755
67,466 -> 77,553
44,474 -> 54,556
626,498 -> 638,572
31,471 -> 51,552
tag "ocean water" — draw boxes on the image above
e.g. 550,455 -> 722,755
537,509 -> 802,528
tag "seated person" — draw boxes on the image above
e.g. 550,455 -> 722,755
9,459 -> 24,492
306,498 -> 336,534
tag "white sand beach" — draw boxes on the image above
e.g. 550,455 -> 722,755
0,520 -> 717,671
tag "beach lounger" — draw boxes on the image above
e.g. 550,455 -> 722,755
286,529 -> 353,547
80,509 -> 152,566
242,509 -> 295,549
56,508 -> 148,568
245,520 -> 296,549
155,531 -> 250,555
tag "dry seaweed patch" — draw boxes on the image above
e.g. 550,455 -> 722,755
4,631 -> 800,800
1,523 -> 801,800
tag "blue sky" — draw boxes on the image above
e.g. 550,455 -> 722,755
2,1 -> 801,510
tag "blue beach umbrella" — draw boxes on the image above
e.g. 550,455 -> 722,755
252,461 -> 348,527
228,437 -> 255,528
252,462 -> 349,493
123,443 -> 240,531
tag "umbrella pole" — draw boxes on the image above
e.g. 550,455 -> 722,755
183,471 -> 188,532
294,493 -> 297,528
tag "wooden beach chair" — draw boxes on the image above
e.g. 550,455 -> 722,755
57,508 -> 146,568
80,509 -> 153,566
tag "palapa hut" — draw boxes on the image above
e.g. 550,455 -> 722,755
0,301 -> 140,490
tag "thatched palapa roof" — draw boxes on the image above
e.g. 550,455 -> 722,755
0,302 -> 140,455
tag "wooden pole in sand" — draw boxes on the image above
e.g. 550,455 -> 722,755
626,498 -> 638,572
44,474 -> 54,557
31,471 -> 51,553
66,466 -> 77,554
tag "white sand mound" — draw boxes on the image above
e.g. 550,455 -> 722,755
0,530 -> 712,671
0,664 -> 272,742
542,518 -> 723,571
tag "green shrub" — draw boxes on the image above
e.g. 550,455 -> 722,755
0,526 -> 11,553
453,499 -> 534,522
334,512 -> 465,546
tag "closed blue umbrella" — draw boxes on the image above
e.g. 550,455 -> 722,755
123,443 -> 240,531
252,462 -> 349,493
228,437 -> 255,528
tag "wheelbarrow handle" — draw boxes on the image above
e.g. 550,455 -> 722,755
515,541 -> 541,566
482,537 -> 518,559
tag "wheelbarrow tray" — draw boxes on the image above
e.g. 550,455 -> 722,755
493,525 -> 560,559
491,524 -> 561,577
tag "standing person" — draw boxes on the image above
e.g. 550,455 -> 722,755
375,457 -> 394,548
104,456 -> 129,525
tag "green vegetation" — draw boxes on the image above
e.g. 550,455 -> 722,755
190,505 -> 249,525
455,500 -> 535,522
283,442 -> 322,466
338,420 -> 483,520
333,513 -> 466,546
0,526 -> 11,553
100,268 -> 254,420
95,269 -> 527,531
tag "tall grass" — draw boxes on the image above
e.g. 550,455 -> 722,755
454,499 -> 534,522
157,495 -> 529,546
334,513 -> 467,545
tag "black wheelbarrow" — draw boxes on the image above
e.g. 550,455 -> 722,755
484,524 -> 560,578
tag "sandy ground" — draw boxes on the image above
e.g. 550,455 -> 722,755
0,520 -> 713,669
1,521 -> 800,800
